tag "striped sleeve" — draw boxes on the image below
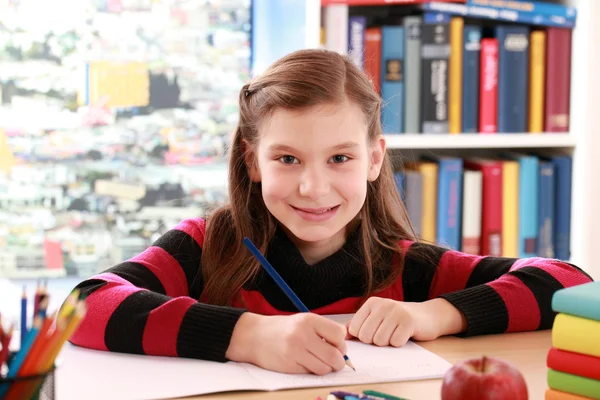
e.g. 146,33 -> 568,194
69,218 -> 246,362
399,241 -> 594,336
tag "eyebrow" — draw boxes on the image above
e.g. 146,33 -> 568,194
267,141 -> 360,153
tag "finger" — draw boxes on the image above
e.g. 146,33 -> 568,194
347,301 -> 373,338
297,348 -> 334,376
344,320 -> 353,340
372,318 -> 398,347
307,332 -> 346,372
390,324 -> 411,347
358,312 -> 384,344
311,316 -> 347,355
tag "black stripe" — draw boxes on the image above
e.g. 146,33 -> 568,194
402,242 -> 447,302
104,290 -> 169,354
74,279 -> 108,300
509,266 -> 565,330
439,285 -> 509,336
466,257 -> 516,287
153,229 -> 202,294
105,261 -> 166,295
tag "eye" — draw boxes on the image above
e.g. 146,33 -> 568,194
330,154 -> 349,163
279,155 -> 298,164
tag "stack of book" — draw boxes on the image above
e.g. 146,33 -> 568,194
546,281 -> 600,399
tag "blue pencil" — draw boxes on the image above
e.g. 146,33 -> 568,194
242,237 -> 356,371
20,286 -> 27,347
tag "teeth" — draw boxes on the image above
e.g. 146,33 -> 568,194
315,207 -> 332,214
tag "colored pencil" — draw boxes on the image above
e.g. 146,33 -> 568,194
20,286 -> 27,348
242,237 -> 356,371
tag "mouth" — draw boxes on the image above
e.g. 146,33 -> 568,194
291,205 -> 340,214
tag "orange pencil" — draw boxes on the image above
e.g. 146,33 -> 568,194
41,301 -> 87,372
17,310 -> 56,377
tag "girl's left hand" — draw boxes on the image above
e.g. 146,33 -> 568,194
346,297 -> 456,347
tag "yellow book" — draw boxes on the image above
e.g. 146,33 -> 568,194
0,129 -> 16,174
419,162 -> 438,242
528,31 -> 546,133
552,313 -> 600,357
449,17 -> 463,134
502,160 -> 519,257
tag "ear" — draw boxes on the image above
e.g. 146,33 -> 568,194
367,135 -> 386,182
242,139 -> 261,182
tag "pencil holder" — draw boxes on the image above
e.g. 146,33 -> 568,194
0,354 -> 55,400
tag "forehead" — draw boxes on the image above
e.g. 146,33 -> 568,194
259,101 -> 368,150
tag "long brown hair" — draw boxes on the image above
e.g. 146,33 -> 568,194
201,49 -> 416,305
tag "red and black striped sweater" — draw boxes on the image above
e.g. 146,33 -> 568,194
70,217 -> 593,362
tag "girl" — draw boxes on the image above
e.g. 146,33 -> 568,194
69,49 -> 593,376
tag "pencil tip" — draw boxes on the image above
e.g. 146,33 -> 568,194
346,359 -> 356,371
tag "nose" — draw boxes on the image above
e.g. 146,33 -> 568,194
299,166 -> 330,200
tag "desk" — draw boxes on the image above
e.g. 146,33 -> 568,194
182,330 -> 551,400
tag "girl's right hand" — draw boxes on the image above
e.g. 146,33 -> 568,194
226,312 -> 348,375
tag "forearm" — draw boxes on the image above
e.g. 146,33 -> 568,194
408,298 -> 467,338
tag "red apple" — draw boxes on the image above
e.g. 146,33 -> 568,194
441,355 -> 528,400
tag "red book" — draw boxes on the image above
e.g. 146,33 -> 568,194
464,159 -> 503,257
479,38 -> 498,134
364,27 -> 382,94
322,0 -> 465,5
544,28 -> 572,132
547,347 -> 600,381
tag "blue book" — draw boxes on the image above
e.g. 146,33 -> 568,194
552,156 -> 572,261
518,155 -> 539,257
348,16 -> 366,70
394,171 -> 406,202
462,25 -> 481,133
496,25 -> 530,133
552,282 -> 600,321
435,157 -> 463,250
537,160 -> 555,258
381,26 -> 405,134
422,2 -> 575,28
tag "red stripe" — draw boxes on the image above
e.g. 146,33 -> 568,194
487,275 -> 540,332
70,273 -> 143,351
429,251 -> 486,298
174,218 -> 206,248
130,246 -> 188,297
510,258 -> 592,287
142,297 -> 196,356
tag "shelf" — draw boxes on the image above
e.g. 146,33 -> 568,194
384,133 -> 577,149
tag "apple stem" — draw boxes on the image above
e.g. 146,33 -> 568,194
481,356 -> 487,372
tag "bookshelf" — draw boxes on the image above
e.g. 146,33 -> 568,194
302,0 -> 599,279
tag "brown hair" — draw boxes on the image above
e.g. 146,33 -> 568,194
201,49 -> 416,306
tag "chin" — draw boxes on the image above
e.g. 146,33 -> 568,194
285,224 -> 340,243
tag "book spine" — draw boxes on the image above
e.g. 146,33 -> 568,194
324,4 -> 349,54
437,158 -> 463,250
421,13 -> 450,134
502,160 -> 519,257
449,17 -> 463,134
553,156 -> 572,261
381,26 -> 405,134
528,30 -> 546,133
462,170 -> 482,254
423,2 -> 576,28
466,0 -> 577,22
405,170 -> 424,238
496,25 -> 530,133
479,38 -> 498,133
519,156 -> 539,257
348,16 -> 366,69
462,25 -> 481,133
404,16 -> 422,133
538,160 -> 555,258
545,28 -> 572,132
364,27 -> 382,94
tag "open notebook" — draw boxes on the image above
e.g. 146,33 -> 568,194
55,314 -> 453,400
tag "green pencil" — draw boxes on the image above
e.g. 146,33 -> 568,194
362,389 -> 408,400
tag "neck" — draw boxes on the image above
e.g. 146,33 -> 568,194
282,219 -> 360,265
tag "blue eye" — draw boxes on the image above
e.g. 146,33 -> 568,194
280,155 -> 298,164
331,155 -> 348,163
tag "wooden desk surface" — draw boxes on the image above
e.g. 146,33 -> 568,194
182,331 -> 551,400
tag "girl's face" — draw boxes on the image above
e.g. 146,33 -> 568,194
247,101 -> 385,253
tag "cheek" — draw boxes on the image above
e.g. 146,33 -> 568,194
260,166 -> 296,201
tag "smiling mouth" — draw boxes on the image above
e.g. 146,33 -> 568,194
292,205 -> 340,214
